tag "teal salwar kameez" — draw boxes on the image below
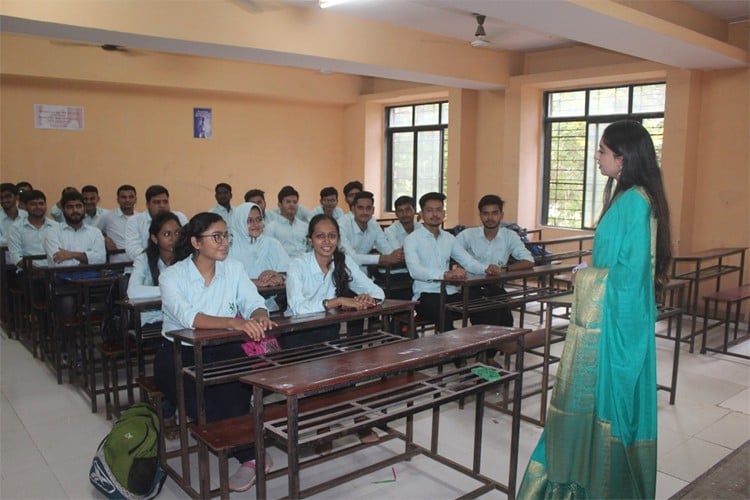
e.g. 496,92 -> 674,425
518,187 -> 658,499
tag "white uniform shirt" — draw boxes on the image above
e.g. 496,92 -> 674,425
338,216 -> 395,269
456,226 -> 534,267
97,207 -> 139,263
125,210 -> 189,260
285,251 -> 384,316
84,207 -> 107,227
44,222 -> 106,267
403,224 -> 487,300
8,217 -> 57,267
0,208 -> 27,245
384,220 -> 414,248
159,257 -> 266,336
265,217 -> 309,259
208,204 -> 232,222
127,252 -> 168,326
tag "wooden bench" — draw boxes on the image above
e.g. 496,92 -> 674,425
701,284 -> 750,360
525,234 -> 593,266
191,372 -> 428,498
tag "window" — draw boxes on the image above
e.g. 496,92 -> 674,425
385,101 -> 449,211
542,83 -> 665,229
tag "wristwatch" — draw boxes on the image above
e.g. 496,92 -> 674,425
322,298 -> 330,309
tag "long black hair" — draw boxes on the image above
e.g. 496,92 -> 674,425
307,214 -> 352,296
599,120 -> 672,285
174,212 -> 224,262
146,211 -> 181,285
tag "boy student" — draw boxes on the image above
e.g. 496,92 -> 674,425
208,182 -> 233,222
264,185 -> 309,258
8,190 -> 56,269
309,186 -> 344,220
97,184 -> 138,263
0,183 -> 26,245
456,194 -> 534,326
403,192 -> 502,329
44,190 -> 106,267
340,180 -> 363,222
81,185 -> 107,227
125,185 -> 189,259
384,195 -> 416,248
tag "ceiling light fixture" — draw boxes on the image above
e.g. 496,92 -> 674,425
319,0 -> 351,8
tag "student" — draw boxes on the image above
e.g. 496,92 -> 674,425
154,212 -> 275,492
456,194 -> 534,326
284,213 -> 384,348
0,183 -> 27,246
81,185 -> 107,227
384,195 -> 417,248
44,190 -> 106,267
126,211 -> 181,327
264,185 -> 309,258
244,188 -> 279,224
15,181 -> 33,211
208,182 -> 233,222
403,192 -> 502,328
97,184 -> 138,263
124,184 -> 188,260
308,186 -> 344,220
8,190 -> 56,269
338,191 -> 403,273
228,202 -> 289,313
50,186 -> 79,223
340,180 -> 363,222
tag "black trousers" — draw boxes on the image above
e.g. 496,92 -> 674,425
277,324 -> 340,350
153,338 -> 254,463
416,285 -> 514,331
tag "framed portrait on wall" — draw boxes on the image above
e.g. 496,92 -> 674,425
193,107 -> 212,138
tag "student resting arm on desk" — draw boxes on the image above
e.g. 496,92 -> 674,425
154,212 -> 276,493
283,213 -> 384,349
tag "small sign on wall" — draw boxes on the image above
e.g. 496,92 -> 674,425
194,108 -> 212,138
34,104 -> 84,130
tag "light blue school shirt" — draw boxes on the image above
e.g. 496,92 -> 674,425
285,251 -> 384,316
96,207 -> 138,264
8,217 -> 57,268
456,226 -> 534,267
84,207 -> 107,227
265,217 -> 309,258
125,210 -> 189,260
208,204 -> 233,222
159,257 -> 267,337
127,252 -> 168,326
44,222 -> 106,267
403,224 -> 487,300
308,205 -> 344,220
0,208 -> 27,245
338,216 -> 395,269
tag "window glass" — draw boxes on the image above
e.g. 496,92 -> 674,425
589,87 -> 629,115
548,90 -> 585,118
389,106 -> 412,127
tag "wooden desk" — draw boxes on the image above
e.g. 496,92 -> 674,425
672,247 -> 747,351
164,299 -> 416,494
438,264 -> 572,332
525,234 -> 593,265
242,325 -> 528,499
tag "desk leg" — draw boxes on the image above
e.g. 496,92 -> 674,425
701,299 -> 710,354
195,344 -> 207,425
508,336 -> 525,500
439,283 -> 446,333
539,304 -> 553,426
172,339 -> 191,485
461,285 -> 469,328
670,312 -> 682,405
409,305 -> 416,339
287,396 -> 300,498
122,310 -> 134,406
253,385 -> 267,499
473,387 -> 484,474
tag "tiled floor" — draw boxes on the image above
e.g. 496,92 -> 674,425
1,313 -> 748,499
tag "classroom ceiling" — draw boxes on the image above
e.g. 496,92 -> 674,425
1,0 -> 748,90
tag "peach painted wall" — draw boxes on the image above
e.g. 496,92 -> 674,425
0,76 -> 347,216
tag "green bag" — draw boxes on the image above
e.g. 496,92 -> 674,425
90,403 -> 165,499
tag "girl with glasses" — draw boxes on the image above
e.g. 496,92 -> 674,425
154,212 -> 276,492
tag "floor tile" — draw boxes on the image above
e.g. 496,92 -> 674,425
658,437 -> 734,482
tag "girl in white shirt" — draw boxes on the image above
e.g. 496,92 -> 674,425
283,214 -> 384,349
154,212 -> 275,492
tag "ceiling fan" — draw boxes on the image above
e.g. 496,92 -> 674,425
470,13 -> 492,49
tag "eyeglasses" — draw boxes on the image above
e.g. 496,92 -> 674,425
197,232 -> 233,244
312,232 -> 338,241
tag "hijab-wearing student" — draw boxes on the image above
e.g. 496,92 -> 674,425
153,212 -> 276,492
228,202 -> 289,313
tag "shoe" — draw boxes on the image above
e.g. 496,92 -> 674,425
315,441 -> 333,456
163,417 -> 178,441
228,454 -> 273,492
358,429 -> 379,444
228,463 -> 256,492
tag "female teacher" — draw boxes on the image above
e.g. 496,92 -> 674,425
518,120 -> 671,499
